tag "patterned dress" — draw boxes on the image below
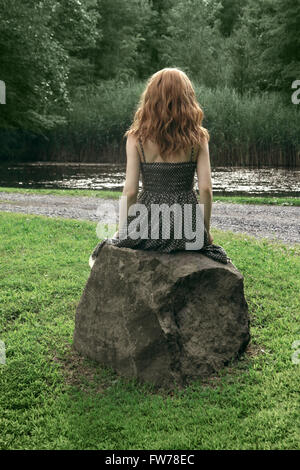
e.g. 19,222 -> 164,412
89,139 -> 230,267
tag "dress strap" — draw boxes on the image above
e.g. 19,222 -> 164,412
138,137 -> 146,163
190,146 -> 194,162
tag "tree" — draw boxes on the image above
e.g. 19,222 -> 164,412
135,0 -> 174,78
93,0 -> 153,81
159,0 -> 224,87
217,0 -> 244,37
231,0 -> 300,94
0,0 -> 69,133
50,0 -> 100,86
259,0 -> 300,93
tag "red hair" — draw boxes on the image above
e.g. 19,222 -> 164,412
124,67 -> 209,160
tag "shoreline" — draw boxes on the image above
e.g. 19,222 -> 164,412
1,189 -> 299,246
0,187 -> 299,206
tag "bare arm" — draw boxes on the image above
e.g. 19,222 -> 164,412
117,134 -> 140,236
196,138 -> 213,243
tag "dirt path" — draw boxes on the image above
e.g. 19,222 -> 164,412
0,191 -> 299,245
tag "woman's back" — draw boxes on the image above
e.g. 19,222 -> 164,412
138,138 -> 198,164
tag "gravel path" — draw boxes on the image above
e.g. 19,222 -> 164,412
0,191 -> 299,245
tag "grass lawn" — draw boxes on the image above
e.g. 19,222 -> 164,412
0,211 -> 299,450
0,186 -> 300,206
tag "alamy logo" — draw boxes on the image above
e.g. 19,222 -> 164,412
291,340 -> 300,364
0,340 -> 6,365
291,80 -> 300,104
95,196 -> 205,250
0,80 -> 6,104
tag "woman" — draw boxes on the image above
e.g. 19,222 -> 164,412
89,67 -> 230,268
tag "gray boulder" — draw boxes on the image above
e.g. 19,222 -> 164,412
73,244 -> 250,390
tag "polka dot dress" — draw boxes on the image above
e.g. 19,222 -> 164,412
90,139 -> 230,266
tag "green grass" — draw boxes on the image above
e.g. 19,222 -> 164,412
0,211 -> 299,450
1,186 -> 299,205
213,196 -> 300,206
0,186 -> 122,200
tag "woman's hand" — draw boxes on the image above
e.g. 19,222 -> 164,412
207,232 -> 214,245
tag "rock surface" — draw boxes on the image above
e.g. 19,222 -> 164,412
73,244 -> 250,389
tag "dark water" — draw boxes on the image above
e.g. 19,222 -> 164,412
1,162 -> 299,197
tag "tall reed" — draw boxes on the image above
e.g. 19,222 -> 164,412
3,79 -> 300,167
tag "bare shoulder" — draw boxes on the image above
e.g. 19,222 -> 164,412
126,132 -> 139,153
126,132 -> 139,145
125,132 -> 141,163
197,136 -> 209,156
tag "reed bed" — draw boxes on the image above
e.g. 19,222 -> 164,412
2,80 -> 299,167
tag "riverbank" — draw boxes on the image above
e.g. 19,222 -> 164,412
0,187 -> 300,206
0,189 -> 299,245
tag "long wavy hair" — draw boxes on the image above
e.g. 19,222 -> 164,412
124,67 -> 209,160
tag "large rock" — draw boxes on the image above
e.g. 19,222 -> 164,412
73,244 -> 250,390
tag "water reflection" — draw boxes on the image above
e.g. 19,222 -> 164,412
0,162 -> 299,197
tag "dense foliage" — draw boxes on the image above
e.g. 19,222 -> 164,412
0,0 -> 299,165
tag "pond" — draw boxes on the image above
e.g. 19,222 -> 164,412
1,162 -> 299,197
